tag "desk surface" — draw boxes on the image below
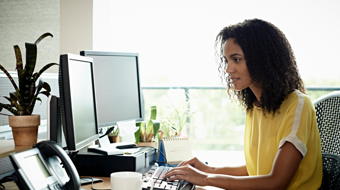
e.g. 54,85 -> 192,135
0,140 -> 230,190
1,177 -> 223,190
0,140 -> 33,159
81,176 -> 223,190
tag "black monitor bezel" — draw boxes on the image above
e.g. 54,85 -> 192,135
59,53 -> 99,152
80,50 -> 144,128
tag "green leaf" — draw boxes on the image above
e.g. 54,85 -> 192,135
18,70 -> 31,107
36,97 -> 42,104
35,80 -> 51,98
150,105 -> 157,120
18,69 -> 28,96
39,91 -> 50,97
14,89 -> 24,108
0,103 -> 11,116
25,43 -> 37,78
42,81 -> 51,92
26,79 -> 45,114
24,106 -> 31,115
0,103 -> 17,115
14,45 -> 23,75
152,120 -> 160,138
34,32 -> 53,45
0,64 -> 19,91
36,79 -> 44,92
33,63 -> 58,82
29,81 -> 35,102
146,120 -> 153,134
10,92 -> 18,102
139,122 -> 146,142
3,96 -> 16,107
26,101 -> 35,115
3,96 -> 12,103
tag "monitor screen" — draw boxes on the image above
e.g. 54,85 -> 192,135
58,54 -> 99,152
80,51 -> 144,128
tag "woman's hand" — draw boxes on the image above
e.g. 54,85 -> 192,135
163,164 -> 209,186
177,157 -> 211,173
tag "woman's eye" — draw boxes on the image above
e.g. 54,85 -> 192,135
234,58 -> 241,62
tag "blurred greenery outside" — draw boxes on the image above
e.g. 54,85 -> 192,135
142,78 -> 340,151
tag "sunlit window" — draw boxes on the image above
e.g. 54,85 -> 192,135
93,0 -> 340,165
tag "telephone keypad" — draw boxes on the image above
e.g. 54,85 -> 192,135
48,182 -> 63,190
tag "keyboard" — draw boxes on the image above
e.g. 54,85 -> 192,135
142,164 -> 195,190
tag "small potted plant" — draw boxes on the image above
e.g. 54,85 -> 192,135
107,126 -> 120,143
156,99 -> 197,165
134,105 -> 161,148
0,32 -> 57,146
158,97 -> 198,138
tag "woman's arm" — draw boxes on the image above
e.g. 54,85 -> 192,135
164,142 -> 302,190
208,165 -> 248,176
176,157 -> 248,176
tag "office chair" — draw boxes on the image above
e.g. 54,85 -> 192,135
313,91 -> 340,190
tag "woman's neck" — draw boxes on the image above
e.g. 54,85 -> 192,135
250,85 -> 262,106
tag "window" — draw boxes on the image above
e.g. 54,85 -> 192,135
93,0 -> 340,158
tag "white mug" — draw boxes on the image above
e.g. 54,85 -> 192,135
110,171 -> 154,190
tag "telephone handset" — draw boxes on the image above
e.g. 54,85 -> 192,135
9,140 -> 81,190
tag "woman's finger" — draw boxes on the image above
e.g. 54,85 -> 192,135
177,159 -> 192,167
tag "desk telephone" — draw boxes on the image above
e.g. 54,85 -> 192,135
9,140 -> 81,190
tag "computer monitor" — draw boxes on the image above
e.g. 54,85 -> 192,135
58,54 -> 99,152
80,51 -> 144,129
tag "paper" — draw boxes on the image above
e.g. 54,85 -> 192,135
117,120 -> 139,136
98,135 -> 111,147
162,137 -> 193,163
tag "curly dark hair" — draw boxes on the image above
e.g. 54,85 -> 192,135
215,18 -> 305,115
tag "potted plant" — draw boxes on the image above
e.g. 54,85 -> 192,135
156,98 -> 198,165
134,105 -> 162,148
0,32 -> 57,146
107,126 -> 120,143
158,97 -> 198,138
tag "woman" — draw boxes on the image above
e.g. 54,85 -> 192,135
164,18 -> 322,189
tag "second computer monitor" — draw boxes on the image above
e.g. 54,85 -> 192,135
80,51 -> 144,128
59,54 -> 99,151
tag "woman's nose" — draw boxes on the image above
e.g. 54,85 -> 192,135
226,63 -> 234,74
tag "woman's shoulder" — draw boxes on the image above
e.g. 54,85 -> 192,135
285,90 -> 314,108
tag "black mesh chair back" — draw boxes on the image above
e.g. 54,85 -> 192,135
313,91 -> 340,190
314,91 -> 340,155
320,153 -> 340,190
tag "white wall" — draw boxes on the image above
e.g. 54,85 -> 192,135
60,0 -> 93,55
0,0 -> 60,74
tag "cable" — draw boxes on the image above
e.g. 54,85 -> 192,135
68,150 -> 79,164
0,175 -> 12,190
99,126 -> 115,139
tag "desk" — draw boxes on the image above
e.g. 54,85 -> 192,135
80,176 -> 223,190
0,140 -> 33,159
0,140 -> 230,190
1,177 -> 223,190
